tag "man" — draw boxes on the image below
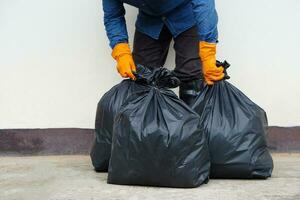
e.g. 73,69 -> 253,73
103,0 -> 224,105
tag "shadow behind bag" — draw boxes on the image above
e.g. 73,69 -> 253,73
192,61 -> 273,179
108,67 -> 210,188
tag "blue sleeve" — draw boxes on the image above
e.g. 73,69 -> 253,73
191,0 -> 218,43
102,0 -> 129,48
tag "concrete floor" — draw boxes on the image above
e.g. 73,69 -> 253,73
0,154 -> 299,200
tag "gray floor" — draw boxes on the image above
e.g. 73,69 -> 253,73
0,154 -> 299,200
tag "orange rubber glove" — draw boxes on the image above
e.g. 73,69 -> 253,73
112,43 -> 136,80
199,41 -> 224,85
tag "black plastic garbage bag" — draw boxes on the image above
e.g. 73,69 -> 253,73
192,61 -> 273,179
90,66 -> 152,172
108,67 -> 210,188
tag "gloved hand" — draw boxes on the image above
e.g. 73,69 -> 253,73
112,43 -> 136,80
199,41 -> 224,85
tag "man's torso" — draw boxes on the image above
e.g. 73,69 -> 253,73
122,0 -> 189,16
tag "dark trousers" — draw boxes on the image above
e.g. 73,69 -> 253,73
132,26 -> 202,83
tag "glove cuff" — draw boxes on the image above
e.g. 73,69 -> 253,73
199,41 -> 217,62
112,43 -> 132,61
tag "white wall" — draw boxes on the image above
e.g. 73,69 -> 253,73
0,0 -> 299,128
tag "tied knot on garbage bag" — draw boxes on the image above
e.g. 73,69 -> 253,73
216,60 -> 230,81
134,64 -> 181,89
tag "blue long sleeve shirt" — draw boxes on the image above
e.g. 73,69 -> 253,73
103,0 -> 218,48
